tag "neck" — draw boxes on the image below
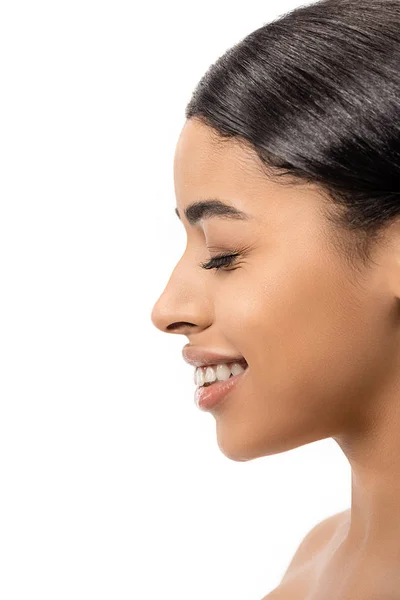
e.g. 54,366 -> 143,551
332,391 -> 400,568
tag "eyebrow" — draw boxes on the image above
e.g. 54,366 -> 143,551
174,199 -> 251,226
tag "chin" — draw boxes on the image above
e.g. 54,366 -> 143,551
215,431 -> 270,462
215,421 -> 316,461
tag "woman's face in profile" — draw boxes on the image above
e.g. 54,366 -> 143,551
151,117 -> 399,462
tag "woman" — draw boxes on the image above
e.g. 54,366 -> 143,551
151,0 -> 400,597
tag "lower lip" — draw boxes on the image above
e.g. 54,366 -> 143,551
194,367 -> 248,411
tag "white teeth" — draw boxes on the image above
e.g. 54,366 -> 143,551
194,362 -> 247,386
205,366 -> 216,383
195,368 -> 205,386
231,363 -> 245,376
216,364 -> 231,381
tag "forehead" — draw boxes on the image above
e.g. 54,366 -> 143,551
173,118 -> 325,230
173,118 -> 267,195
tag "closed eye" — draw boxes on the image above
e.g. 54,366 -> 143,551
199,253 -> 240,271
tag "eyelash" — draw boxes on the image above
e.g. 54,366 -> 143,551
199,252 -> 241,272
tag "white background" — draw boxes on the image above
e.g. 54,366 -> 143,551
0,1 -> 350,598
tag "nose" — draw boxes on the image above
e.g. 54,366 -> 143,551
151,298 -> 195,335
150,268 -> 211,335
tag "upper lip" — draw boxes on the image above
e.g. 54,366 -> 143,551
182,345 -> 248,368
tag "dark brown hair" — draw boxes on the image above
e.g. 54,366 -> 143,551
185,0 -> 400,270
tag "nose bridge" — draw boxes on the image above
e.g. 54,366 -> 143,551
150,252 -> 211,334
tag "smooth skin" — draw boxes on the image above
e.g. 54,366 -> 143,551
151,118 -> 400,599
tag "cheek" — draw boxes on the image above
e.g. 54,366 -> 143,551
219,252 -> 391,450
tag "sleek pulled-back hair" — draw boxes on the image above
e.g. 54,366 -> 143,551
185,0 -> 400,271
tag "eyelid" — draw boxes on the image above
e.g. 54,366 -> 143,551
199,252 -> 241,271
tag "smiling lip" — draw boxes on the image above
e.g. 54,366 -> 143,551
194,366 -> 249,411
182,345 -> 247,368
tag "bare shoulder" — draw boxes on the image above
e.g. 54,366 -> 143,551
279,508 -> 350,583
260,510 -> 350,599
